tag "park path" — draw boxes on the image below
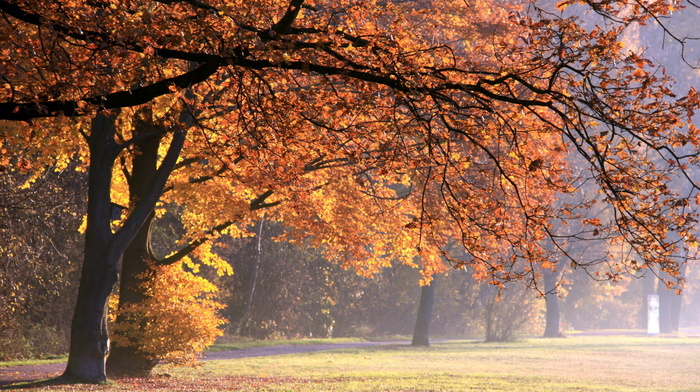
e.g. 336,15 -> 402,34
0,341 -> 408,387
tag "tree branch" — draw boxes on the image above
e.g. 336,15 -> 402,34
0,0 -> 224,62
113,129 -> 187,249
152,0 -> 219,12
0,61 -> 222,121
158,188 -> 279,265
271,0 -> 305,35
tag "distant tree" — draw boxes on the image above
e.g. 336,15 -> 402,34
411,279 -> 436,346
542,267 -> 564,337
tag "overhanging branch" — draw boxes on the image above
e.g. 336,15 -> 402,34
0,61 -> 222,121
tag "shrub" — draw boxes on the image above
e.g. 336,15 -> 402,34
110,260 -> 227,366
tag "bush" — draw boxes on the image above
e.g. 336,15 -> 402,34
0,321 -> 67,361
482,283 -> 542,342
110,261 -> 227,366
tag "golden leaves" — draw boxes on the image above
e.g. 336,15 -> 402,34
110,260 -> 227,366
4,0 -> 699,287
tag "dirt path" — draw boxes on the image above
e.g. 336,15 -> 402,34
0,363 -> 65,387
0,341 -> 408,387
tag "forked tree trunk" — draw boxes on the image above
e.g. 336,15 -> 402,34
60,113 -> 185,383
61,114 -> 122,383
411,279 -> 436,347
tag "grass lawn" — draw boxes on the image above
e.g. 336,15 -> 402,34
206,336 -> 368,352
7,335 -> 700,391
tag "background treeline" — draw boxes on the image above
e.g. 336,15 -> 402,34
0,164 -> 84,359
2,170 -> 699,360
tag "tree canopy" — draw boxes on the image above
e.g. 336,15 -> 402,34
1,0 -> 699,383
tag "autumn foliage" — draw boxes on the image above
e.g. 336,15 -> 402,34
109,260 -> 226,367
1,0 -> 700,383
2,0 -> 698,277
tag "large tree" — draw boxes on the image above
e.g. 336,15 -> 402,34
1,0 -> 700,383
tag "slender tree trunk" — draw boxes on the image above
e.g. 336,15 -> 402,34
244,217 -> 264,316
542,268 -> 563,338
411,279 -> 436,347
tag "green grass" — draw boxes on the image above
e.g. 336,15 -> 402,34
207,336 -> 369,352
188,336 -> 700,392
5,336 -> 700,391
0,337 -> 365,366
0,355 -> 67,368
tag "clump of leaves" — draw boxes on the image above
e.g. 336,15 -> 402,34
110,261 -> 226,367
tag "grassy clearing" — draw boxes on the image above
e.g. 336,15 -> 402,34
207,336 -> 369,352
0,337 -> 367,367
6,336 -> 700,391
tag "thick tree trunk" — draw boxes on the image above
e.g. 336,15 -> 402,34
670,290 -> 683,332
107,117 -> 162,377
670,263 -> 687,332
106,213 -> 156,377
657,263 -> 686,333
542,268 -> 563,338
61,113 -> 185,383
411,279 -> 436,347
62,249 -> 120,383
658,280 -> 673,334
61,114 -> 121,383
641,270 -> 656,329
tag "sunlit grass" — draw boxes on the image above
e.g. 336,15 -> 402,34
207,336 -> 368,352
0,355 -> 66,368
171,336 -> 700,391
6,336 -> 700,391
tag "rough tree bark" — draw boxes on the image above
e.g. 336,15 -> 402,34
106,117 -> 163,377
104,213 -> 156,377
60,113 -> 185,383
411,279 -> 436,347
61,114 -> 123,383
